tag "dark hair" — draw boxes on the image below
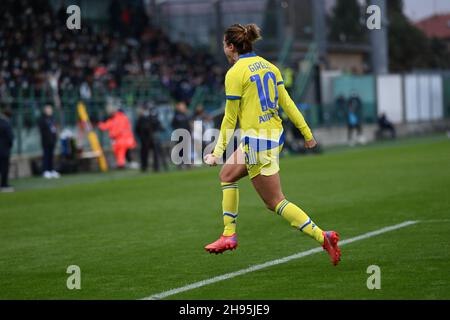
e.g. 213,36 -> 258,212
224,23 -> 262,54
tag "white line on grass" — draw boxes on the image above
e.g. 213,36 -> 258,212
142,220 -> 418,300
419,219 -> 450,223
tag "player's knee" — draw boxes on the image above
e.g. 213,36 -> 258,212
219,170 -> 236,183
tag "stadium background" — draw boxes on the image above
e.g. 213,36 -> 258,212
0,0 -> 449,300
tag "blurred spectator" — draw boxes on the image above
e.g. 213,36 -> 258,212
280,104 -> 321,155
172,101 -> 191,132
98,105 -> 136,169
376,113 -> 396,140
79,81 -> 92,100
192,105 -> 209,165
135,105 -> 167,172
59,129 -> 80,174
38,104 -> 60,179
347,92 -> 365,146
171,101 -> 191,168
281,66 -> 294,95
0,107 -> 14,192
335,94 -> 347,123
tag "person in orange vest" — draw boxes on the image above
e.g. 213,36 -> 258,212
98,105 -> 136,169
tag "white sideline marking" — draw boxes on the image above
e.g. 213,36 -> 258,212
142,220 -> 418,300
420,219 -> 450,223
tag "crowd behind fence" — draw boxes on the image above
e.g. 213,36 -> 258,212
6,72 -> 449,157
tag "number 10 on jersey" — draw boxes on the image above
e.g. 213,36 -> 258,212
250,71 -> 279,112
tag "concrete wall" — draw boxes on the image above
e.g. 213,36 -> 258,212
376,75 -> 404,124
313,119 -> 450,147
404,74 -> 444,122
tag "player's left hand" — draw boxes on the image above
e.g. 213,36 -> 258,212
204,154 -> 219,166
304,137 -> 317,149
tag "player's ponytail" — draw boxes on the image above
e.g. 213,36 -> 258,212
224,23 -> 262,54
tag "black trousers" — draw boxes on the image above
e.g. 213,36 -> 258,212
153,140 -> 168,172
42,144 -> 55,172
140,140 -> 168,172
126,149 -> 133,163
380,124 -> 396,138
347,124 -> 362,141
0,155 -> 10,187
140,143 -> 150,171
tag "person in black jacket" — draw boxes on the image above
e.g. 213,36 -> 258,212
376,113 -> 396,139
0,107 -> 14,192
135,105 -> 167,172
38,105 -> 60,179
171,101 -> 192,168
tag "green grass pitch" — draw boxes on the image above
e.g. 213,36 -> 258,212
1,135 -> 449,299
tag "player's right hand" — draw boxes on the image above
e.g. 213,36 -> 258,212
304,137 -> 317,149
204,154 -> 219,166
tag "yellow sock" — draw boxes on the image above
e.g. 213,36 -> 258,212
221,182 -> 239,236
275,199 -> 324,244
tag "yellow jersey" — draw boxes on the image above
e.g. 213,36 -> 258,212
213,53 -> 313,158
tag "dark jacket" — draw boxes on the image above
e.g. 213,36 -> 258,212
38,115 -> 57,147
0,114 -> 14,157
135,113 -> 162,146
171,111 -> 190,132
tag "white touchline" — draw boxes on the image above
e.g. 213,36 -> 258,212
142,220 -> 418,300
419,219 -> 450,223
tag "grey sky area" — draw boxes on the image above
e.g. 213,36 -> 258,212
164,0 -> 450,22
327,0 -> 450,21
402,0 -> 450,21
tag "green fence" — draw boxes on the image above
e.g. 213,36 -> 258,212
188,86 -> 224,112
332,75 -> 377,124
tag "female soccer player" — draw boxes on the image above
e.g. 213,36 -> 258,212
204,23 -> 341,265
